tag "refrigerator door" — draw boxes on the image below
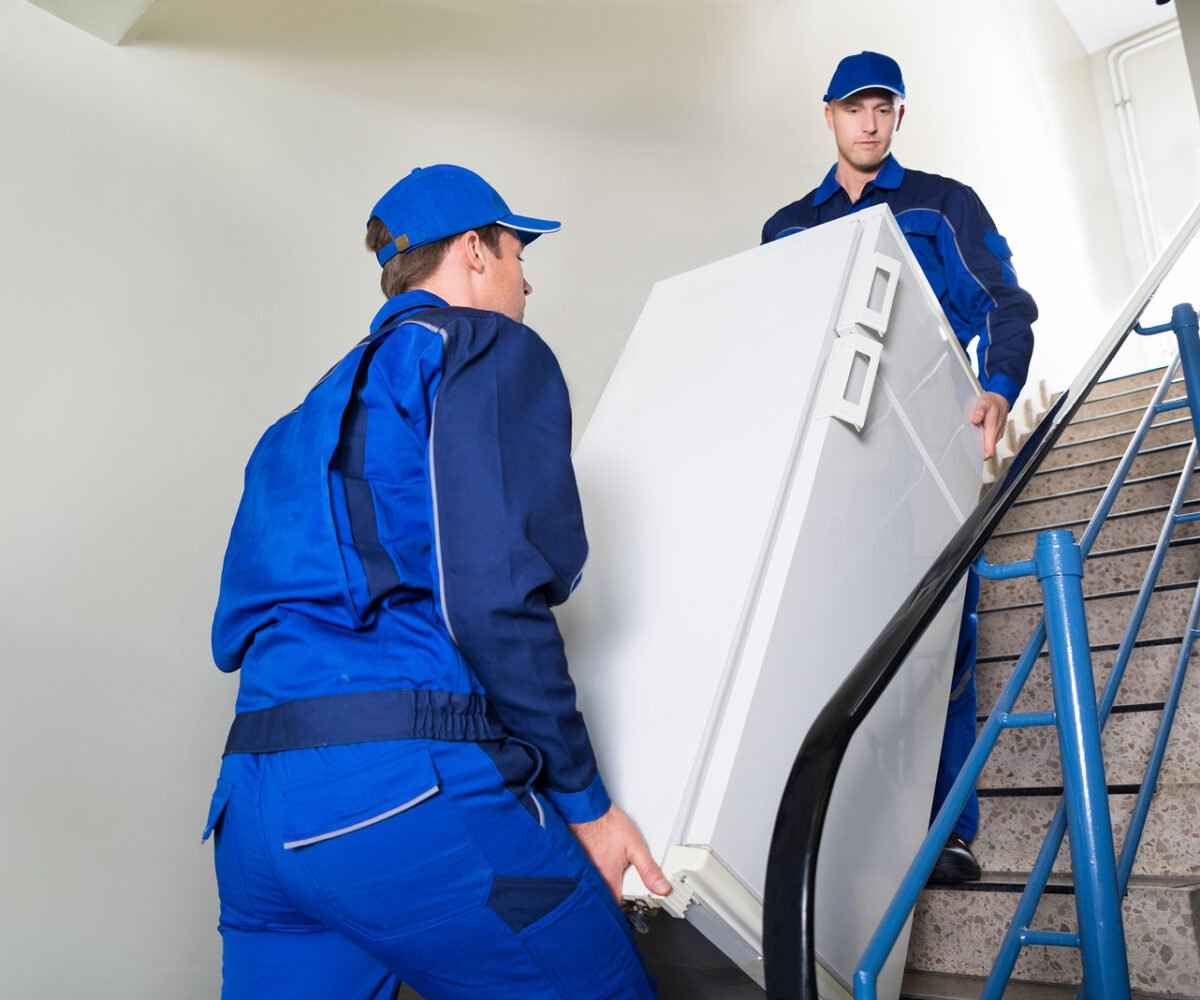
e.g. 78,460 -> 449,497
696,207 -> 981,998
560,205 -> 983,999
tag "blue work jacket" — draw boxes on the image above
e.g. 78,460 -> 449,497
761,155 -> 1036,405
211,290 -> 609,824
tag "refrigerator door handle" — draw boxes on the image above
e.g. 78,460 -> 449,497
841,251 -> 901,338
819,332 -> 882,432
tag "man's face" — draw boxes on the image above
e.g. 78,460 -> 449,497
825,90 -> 903,172
478,229 -> 532,323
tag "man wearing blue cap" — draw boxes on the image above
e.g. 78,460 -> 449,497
203,164 -> 665,998
763,53 -> 1039,883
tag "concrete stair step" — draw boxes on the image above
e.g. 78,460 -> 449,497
1041,418 -> 1193,471
977,582 -> 1198,661
997,467 -> 1200,535
1058,391 -> 1189,445
908,874 -> 1200,995
976,640 -> 1196,717
1021,442 -> 1191,501
979,537 -> 1200,610
974,784 -> 1200,879
901,968 -> 1182,999
977,697 -> 1199,788
1073,375 -> 1183,421
987,500 -> 1200,570
1089,367 -> 1173,395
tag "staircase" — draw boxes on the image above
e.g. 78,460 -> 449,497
904,366 -> 1200,999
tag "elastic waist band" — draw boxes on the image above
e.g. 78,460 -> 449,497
223,689 -> 505,755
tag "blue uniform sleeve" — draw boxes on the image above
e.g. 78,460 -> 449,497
937,185 -> 1037,406
431,313 -> 611,824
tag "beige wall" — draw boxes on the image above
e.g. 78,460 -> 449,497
0,0 -> 1125,994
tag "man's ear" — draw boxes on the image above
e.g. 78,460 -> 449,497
895,103 -> 906,133
461,230 -> 486,274
824,102 -> 834,132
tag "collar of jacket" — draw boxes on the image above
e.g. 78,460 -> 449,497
369,289 -> 450,337
812,153 -> 906,207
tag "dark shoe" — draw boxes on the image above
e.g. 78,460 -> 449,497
928,834 -> 981,884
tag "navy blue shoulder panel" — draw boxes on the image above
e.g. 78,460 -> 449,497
761,192 -> 819,244
425,309 -> 600,805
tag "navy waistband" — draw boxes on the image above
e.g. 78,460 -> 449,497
223,689 -> 505,755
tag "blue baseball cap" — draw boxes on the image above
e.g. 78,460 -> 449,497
369,164 -> 561,266
823,51 -> 906,103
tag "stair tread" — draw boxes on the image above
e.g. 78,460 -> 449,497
901,969 -> 1182,1000
1032,439 -> 1189,478
978,575 -> 1199,616
921,871 -> 1200,895
992,499 -> 1200,540
1051,415 -> 1191,453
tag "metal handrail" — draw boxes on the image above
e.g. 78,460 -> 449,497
761,201 -> 1200,999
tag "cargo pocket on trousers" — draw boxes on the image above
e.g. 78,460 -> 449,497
202,780 -> 233,843
510,875 -> 642,995
282,745 -> 493,941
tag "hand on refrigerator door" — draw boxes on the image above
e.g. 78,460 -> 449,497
570,805 -> 673,902
971,391 -> 1010,460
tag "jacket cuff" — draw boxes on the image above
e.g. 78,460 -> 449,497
544,772 -> 611,824
981,373 -> 1022,408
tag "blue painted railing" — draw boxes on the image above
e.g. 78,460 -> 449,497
850,303 -> 1200,998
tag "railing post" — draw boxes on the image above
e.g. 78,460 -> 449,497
1033,529 -> 1130,999
1137,302 -> 1200,442
1167,304 -> 1200,443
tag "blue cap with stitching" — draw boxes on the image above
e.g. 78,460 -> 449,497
823,51 -> 906,103
369,164 -> 560,266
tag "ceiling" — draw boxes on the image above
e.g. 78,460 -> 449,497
1053,0 -> 1178,54
26,0 -> 1184,52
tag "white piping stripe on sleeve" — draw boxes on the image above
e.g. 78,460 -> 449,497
940,213 -> 997,309
895,207 -> 1000,378
983,310 -> 994,382
282,785 -> 439,850
409,320 -> 461,646
531,791 -> 546,828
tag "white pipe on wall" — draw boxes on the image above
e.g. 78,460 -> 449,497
1107,21 -> 1183,270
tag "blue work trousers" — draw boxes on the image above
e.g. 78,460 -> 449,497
930,568 -> 981,843
203,738 -> 656,999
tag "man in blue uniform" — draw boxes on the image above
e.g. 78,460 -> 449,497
204,164 -> 668,998
762,52 -> 1038,883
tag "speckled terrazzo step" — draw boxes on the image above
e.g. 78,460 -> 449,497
1059,393 -> 1190,445
977,640 -> 1197,717
1041,418 -> 1194,472
1091,368 -> 1175,394
901,968 -> 1178,999
908,874 -> 1200,995
1020,442 -> 1193,502
977,582 -> 1198,661
987,500 -> 1200,567
997,468 -> 1200,535
1074,376 -> 1184,421
978,537 -> 1200,610
977,696 -> 1200,789
973,783 -> 1200,878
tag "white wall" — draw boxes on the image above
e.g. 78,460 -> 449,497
1085,23 -> 1200,378
0,1 -> 1124,995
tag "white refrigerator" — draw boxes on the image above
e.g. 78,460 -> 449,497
558,204 -> 983,998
